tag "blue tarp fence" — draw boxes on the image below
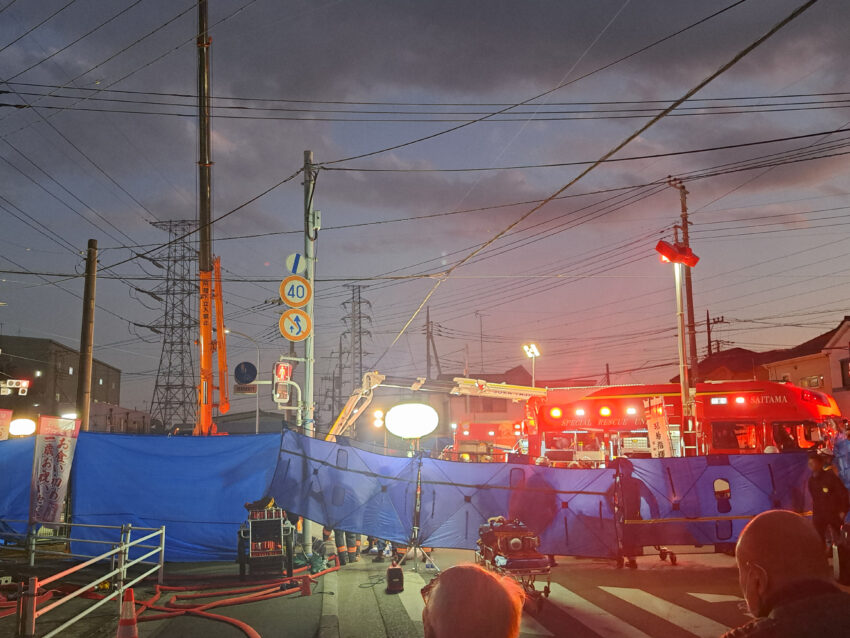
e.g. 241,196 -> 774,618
70,432 -> 281,561
0,436 -> 35,541
0,430 -> 813,561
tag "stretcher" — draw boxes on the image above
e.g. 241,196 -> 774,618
474,517 -> 551,610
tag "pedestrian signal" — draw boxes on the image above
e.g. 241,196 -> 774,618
273,363 -> 292,403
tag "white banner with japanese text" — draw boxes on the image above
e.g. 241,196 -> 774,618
29,416 -> 81,526
644,397 -> 674,459
0,409 -> 11,441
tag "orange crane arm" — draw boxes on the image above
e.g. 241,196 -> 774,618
194,268 -> 214,435
213,257 -> 230,415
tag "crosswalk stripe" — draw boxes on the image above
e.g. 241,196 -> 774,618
600,586 -> 730,637
547,583 -> 653,638
397,570 -> 426,625
688,593 -> 744,604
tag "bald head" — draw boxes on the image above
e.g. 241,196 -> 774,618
423,564 -> 524,638
737,510 -> 828,579
736,510 -> 829,615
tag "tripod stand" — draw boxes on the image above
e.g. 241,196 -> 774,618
399,452 -> 439,573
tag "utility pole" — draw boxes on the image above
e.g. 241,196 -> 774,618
475,311 -> 484,373
707,313 -> 726,357
668,177 -> 699,384
604,363 -> 611,385
706,310 -> 712,356
302,149 -> 319,555
303,150 -> 317,437
75,239 -> 97,431
426,307 -> 432,379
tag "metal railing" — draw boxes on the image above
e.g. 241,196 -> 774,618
5,521 -> 166,638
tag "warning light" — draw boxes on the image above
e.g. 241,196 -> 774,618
488,431 -> 495,436
626,407 -> 637,415
655,240 -> 700,267
735,396 -> 746,404
575,408 -> 586,416
373,410 -> 384,428
549,407 -> 563,418
462,430 -> 469,436
711,397 -> 728,405
599,406 -> 612,417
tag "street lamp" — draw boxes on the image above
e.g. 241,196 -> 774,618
225,328 -> 260,434
523,343 -> 540,387
655,240 -> 699,455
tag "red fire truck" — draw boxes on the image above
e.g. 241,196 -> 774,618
525,380 -> 841,459
440,421 -> 525,462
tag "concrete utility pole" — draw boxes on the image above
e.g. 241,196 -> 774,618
75,239 -> 97,431
426,307 -> 431,379
303,150 -> 317,436
668,177 -> 699,384
303,150 -> 318,554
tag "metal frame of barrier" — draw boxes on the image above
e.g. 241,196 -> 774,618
8,521 -> 165,638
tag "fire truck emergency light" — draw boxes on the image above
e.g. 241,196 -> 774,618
655,240 -> 699,267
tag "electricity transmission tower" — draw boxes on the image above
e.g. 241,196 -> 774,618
341,285 -> 371,390
150,220 -> 198,431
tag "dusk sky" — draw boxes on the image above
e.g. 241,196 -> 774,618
1,0 -> 849,421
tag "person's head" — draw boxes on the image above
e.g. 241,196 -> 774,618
421,564 -> 524,638
735,510 -> 830,618
807,451 -> 825,474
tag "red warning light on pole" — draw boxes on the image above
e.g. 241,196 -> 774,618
273,362 -> 292,403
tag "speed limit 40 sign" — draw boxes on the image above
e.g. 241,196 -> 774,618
279,275 -> 312,308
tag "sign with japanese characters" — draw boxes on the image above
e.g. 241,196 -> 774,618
29,416 -> 81,526
0,409 -> 11,440
644,397 -> 674,459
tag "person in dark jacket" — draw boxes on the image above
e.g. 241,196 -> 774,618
722,509 -> 850,637
808,451 -> 849,547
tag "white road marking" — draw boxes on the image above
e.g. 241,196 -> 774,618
547,583 -> 653,638
688,593 -> 744,604
398,570 -> 427,624
600,586 -> 730,637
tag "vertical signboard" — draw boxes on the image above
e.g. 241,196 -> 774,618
644,397 -> 674,459
30,416 -> 81,526
0,409 -> 11,441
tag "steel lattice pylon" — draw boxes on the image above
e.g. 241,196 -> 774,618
150,220 -> 198,431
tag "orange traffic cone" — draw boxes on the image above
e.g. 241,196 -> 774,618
117,588 -> 139,638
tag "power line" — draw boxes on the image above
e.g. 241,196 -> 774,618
319,0 -> 751,165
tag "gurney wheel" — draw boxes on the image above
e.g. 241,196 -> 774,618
543,585 -> 550,598
669,552 -> 677,566
659,549 -> 668,561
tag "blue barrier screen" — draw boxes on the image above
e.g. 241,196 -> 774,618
0,437 -> 35,539
70,432 -> 280,561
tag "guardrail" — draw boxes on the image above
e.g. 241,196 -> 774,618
2,520 -> 165,638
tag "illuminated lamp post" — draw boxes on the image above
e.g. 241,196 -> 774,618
385,402 -> 439,570
523,343 -> 540,387
655,240 -> 699,456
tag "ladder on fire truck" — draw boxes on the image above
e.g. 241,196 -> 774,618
325,372 -> 547,440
